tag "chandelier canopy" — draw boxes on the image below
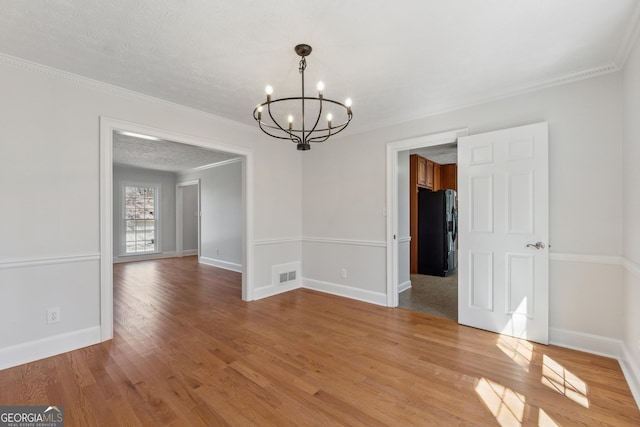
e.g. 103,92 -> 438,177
253,44 -> 353,151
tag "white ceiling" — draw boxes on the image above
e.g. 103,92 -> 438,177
113,133 -> 239,172
1,0 -> 639,140
411,143 -> 458,165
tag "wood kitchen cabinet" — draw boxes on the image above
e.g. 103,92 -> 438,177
440,164 -> 457,191
412,155 -> 435,190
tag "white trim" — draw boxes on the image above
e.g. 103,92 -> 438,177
253,237 -> 301,246
357,64 -> 620,137
623,257 -> 640,278
550,327 -> 640,409
199,256 -> 243,273
100,117 -> 255,342
398,236 -> 411,244
398,280 -> 412,293
302,237 -> 386,248
183,157 -> 243,174
0,326 -> 101,371
549,252 -> 623,265
386,128 -> 469,307
253,281 -> 302,300
0,253 -> 100,270
113,251 -> 178,264
182,249 -> 198,256
621,343 -> 640,409
303,278 -> 387,306
549,327 -> 624,359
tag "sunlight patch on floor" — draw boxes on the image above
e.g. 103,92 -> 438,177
497,335 -> 533,371
538,408 -> 560,426
541,354 -> 589,408
475,377 -> 526,426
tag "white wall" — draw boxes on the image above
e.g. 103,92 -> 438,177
0,55 -> 302,369
621,29 -> 640,403
302,72 -> 625,345
179,160 -> 243,272
112,164 -> 177,260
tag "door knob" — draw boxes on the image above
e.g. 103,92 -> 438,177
526,242 -> 545,250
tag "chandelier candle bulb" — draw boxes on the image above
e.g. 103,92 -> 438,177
265,85 -> 273,102
252,44 -> 353,151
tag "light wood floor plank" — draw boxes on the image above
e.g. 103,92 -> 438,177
0,256 -> 638,426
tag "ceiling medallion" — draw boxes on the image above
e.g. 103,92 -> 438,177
253,44 -> 353,151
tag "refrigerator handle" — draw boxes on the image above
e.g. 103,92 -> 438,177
451,207 -> 458,242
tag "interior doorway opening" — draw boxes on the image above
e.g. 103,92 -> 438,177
100,117 -> 254,342
385,128 -> 468,318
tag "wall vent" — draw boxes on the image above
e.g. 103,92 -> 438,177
272,261 -> 301,286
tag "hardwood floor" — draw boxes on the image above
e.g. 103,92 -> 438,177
1,256 -> 638,426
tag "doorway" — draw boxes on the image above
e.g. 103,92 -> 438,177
385,128 -> 468,311
99,117 -> 254,342
176,180 -> 200,258
399,144 -> 458,320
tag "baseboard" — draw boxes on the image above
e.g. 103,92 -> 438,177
252,281 -> 302,300
303,278 -> 387,306
113,251 -> 177,263
549,328 -> 640,409
621,344 -> 640,409
0,326 -> 101,371
199,256 -> 243,273
182,249 -> 198,256
398,280 -> 412,293
549,327 -> 623,359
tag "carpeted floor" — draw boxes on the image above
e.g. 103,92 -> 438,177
399,271 -> 458,321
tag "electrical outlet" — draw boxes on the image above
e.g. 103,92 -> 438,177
47,307 -> 60,324
216,249 -> 220,255
341,268 -> 347,279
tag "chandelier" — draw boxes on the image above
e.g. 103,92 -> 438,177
253,44 -> 353,151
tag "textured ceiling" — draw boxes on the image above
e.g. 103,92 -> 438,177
1,1 -> 639,139
411,143 -> 458,165
113,134 -> 239,172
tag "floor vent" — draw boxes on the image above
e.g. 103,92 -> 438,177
272,262 -> 301,286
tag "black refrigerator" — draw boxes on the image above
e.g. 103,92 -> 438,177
417,189 -> 457,276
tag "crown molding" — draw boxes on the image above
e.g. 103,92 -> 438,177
181,156 -> 243,175
0,52 -> 255,133
357,63 -> 621,137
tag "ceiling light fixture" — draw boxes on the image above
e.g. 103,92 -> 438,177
253,44 -> 353,151
117,131 -> 160,141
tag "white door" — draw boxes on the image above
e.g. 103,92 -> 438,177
458,122 -> 549,344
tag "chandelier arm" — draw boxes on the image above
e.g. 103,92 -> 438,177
304,98 -> 324,144
308,119 -> 351,142
257,119 -> 302,143
266,100 -> 296,142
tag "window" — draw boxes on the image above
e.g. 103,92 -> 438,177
123,184 -> 159,254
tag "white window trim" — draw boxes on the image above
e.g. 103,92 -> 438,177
120,182 -> 161,257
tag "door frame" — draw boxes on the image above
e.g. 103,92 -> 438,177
386,128 -> 468,307
100,116 -> 254,342
176,180 -> 201,258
